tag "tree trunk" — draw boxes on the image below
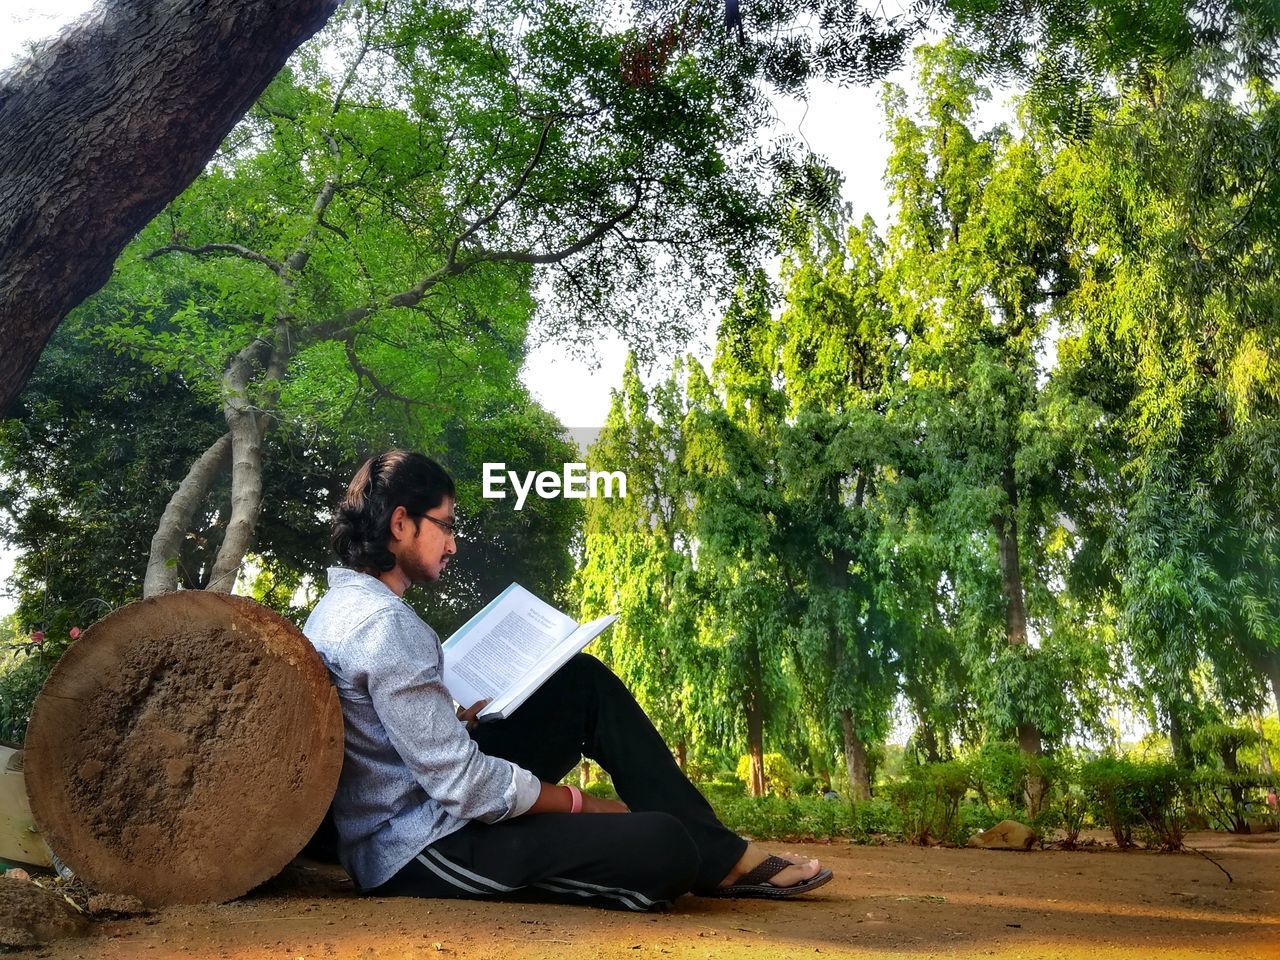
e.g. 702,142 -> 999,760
1254,713 -> 1273,776
143,433 -> 233,597
579,759 -> 592,789
994,469 -> 1044,814
993,487 -> 1029,648
1169,707 -> 1191,768
206,336 -> 283,593
675,741 -> 687,772
841,709 -> 872,801
745,694 -> 766,798
915,709 -> 942,763
1265,654 -> 1280,720
0,0 -> 342,416
1017,721 -> 1045,815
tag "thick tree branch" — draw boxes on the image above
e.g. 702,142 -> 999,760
0,0 -> 343,416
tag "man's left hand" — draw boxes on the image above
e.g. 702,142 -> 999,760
456,699 -> 490,731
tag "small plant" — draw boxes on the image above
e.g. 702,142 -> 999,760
969,741 -> 1029,811
1058,790 -> 1088,849
1131,762 -> 1186,851
0,621 -> 81,746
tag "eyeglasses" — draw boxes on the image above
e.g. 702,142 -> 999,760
422,514 -> 461,539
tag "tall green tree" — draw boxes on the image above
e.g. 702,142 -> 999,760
879,43 -> 1107,808
680,345 -> 797,796
575,357 -> 705,765
1048,51 -> 1280,725
748,221 -> 907,799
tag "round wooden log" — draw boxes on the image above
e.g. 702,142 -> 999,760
24,592 -> 342,907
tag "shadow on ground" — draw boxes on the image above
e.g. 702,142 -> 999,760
37,832 -> 1280,960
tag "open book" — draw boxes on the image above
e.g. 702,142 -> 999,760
441,583 -> 617,721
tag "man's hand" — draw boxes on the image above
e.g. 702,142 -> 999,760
528,782 -> 630,814
581,794 -> 629,814
455,699 -> 490,731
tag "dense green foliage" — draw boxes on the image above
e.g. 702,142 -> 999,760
574,37 -> 1280,828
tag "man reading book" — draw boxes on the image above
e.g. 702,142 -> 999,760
303,449 -> 832,910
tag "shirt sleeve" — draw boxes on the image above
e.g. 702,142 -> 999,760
359,605 -> 540,823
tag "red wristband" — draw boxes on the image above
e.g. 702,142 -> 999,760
566,784 -> 583,814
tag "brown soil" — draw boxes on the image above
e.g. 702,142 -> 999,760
24,592 -> 342,906
0,877 -> 88,948
21,831 -> 1280,959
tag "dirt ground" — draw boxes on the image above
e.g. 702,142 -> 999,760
24,831 -> 1280,960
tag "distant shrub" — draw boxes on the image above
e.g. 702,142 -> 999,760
1057,789 -> 1088,848
736,753 -> 800,796
969,741 -> 1029,809
1132,763 -> 1187,851
887,761 -> 970,844
1079,756 -> 1140,847
700,778 -> 746,803
712,794 -> 852,840
1192,769 -> 1270,834
581,779 -> 619,799
850,797 -> 898,836
1190,723 -> 1264,833
1079,756 -> 1186,850
956,799 -> 1006,840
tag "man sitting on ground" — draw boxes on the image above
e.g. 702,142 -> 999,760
303,449 -> 832,910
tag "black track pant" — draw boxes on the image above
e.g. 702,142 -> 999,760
371,654 -> 748,910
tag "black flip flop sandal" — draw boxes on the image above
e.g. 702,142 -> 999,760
705,854 -> 833,899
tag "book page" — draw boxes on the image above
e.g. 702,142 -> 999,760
482,613 -> 618,718
442,584 -> 577,708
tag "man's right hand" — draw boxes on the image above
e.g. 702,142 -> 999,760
529,781 -> 629,814
580,794 -> 628,814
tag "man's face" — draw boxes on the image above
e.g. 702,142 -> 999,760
390,497 -> 458,585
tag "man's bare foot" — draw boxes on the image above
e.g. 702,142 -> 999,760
718,844 -> 822,889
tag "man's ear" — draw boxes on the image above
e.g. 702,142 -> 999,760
387,504 -> 410,542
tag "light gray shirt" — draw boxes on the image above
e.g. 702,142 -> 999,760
303,567 -> 541,889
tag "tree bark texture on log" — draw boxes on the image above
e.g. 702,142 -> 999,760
0,0 -> 342,416
24,592 -> 343,907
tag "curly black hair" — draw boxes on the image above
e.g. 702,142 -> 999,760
331,450 -> 456,572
